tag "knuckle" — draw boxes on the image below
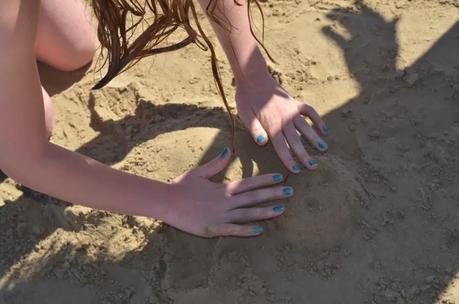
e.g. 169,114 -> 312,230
261,117 -> 280,131
246,209 -> 258,218
202,225 -> 218,238
305,104 -> 316,113
222,224 -> 239,236
264,209 -> 275,218
253,208 -> 265,219
220,184 -> 231,195
252,190 -> 265,202
237,208 -> 250,218
201,227 -> 213,238
244,179 -> 255,189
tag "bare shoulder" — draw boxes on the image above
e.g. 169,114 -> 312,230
0,0 -> 40,57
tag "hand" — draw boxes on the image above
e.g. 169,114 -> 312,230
162,147 -> 293,238
236,78 -> 330,173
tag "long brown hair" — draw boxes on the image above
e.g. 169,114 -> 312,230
90,0 -> 270,150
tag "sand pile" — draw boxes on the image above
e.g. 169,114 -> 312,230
279,155 -> 367,249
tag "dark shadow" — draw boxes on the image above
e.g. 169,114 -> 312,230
38,61 -> 91,96
0,172 -> 6,184
1,1 -> 459,303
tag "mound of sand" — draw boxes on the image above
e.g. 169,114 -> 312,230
277,155 -> 367,249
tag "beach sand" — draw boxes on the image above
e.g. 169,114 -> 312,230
1,0 -> 459,303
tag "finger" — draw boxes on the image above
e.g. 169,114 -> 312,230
270,130 -> 301,173
297,103 -> 330,136
283,122 -> 319,170
208,223 -> 265,237
226,173 -> 284,195
190,147 -> 232,179
226,203 -> 285,223
294,116 -> 328,152
231,185 -> 294,209
238,109 -> 269,146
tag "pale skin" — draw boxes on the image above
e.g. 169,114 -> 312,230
0,0 -> 328,238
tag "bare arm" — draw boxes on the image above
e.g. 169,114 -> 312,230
0,0 -> 290,238
0,1 -> 170,220
197,0 -> 270,88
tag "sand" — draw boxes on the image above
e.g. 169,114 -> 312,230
1,0 -> 459,303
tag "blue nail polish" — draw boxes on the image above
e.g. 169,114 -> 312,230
322,125 -> 330,134
253,226 -> 264,235
292,163 -> 301,173
308,159 -> 318,167
219,147 -> 229,159
272,204 -> 285,213
282,186 -> 293,197
272,174 -> 283,182
318,141 -> 328,151
256,135 -> 266,143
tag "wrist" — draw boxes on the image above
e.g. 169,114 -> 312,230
234,69 -> 277,91
151,181 -> 179,224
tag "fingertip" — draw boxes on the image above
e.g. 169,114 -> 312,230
218,147 -> 231,160
282,186 -> 294,197
290,163 -> 302,174
317,140 -> 328,152
272,173 -> 284,183
272,203 -> 285,214
306,158 -> 319,170
321,125 -> 331,136
251,226 -> 264,236
255,134 -> 269,146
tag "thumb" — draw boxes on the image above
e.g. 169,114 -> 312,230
239,110 -> 269,146
190,147 -> 232,179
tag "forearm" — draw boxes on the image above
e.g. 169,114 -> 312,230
0,2 -> 170,222
5,143 -> 170,221
197,0 -> 272,88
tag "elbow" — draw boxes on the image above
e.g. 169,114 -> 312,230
0,145 -> 49,187
0,158 -> 38,187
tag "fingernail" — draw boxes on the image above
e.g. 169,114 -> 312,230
292,163 -> 301,173
318,141 -> 328,151
272,174 -> 283,182
252,226 -> 264,235
219,147 -> 229,159
272,204 -> 285,213
256,135 -> 266,143
308,159 -> 318,167
282,186 -> 293,197
322,125 -> 330,134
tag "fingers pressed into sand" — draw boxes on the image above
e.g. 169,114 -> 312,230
209,223 -> 264,237
294,116 -> 328,153
239,110 -> 269,145
231,185 -> 294,209
226,173 -> 284,195
270,131 -> 301,173
297,103 -> 330,136
226,204 -> 285,223
191,147 -> 232,179
283,121 -> 318,170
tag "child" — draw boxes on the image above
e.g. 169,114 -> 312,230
0,0 -> 329,238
